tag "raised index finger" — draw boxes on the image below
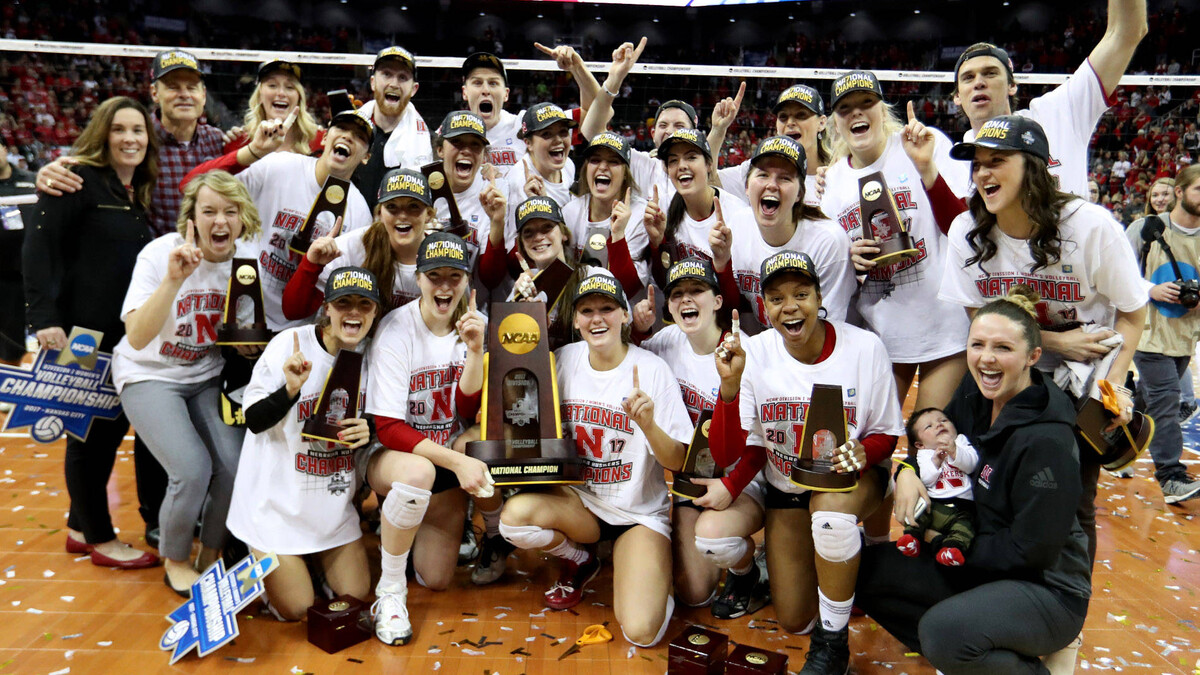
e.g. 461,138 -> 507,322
469,288 -> 478,312
534,42 -> 555,56
714,196 -> 725,223
186,219 -> 196,246
632,364 -> 640,390
652,185 -> 659,203
906,100 -> 916,124
293,332 -> 301,354
731,309 -> 740,336
733,81 -> 747,108
632,36 -> 648,61
331,215 -> 343,238
282,107 -> 299,133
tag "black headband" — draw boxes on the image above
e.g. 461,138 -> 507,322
955,45 -> 1014,82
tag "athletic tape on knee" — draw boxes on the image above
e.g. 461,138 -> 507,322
498,522 -> 555,550
623,594 -> 676,648
381,481 -> 432,530
811,511 -> 862,563
694,536 -> 750,569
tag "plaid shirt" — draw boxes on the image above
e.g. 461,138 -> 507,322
150,115 -> 226,236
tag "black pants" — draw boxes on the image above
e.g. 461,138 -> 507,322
1077,459 -> 1100,565
857,545 -> 1085,674
133,433 -> 168,529
64,413 -> 129,544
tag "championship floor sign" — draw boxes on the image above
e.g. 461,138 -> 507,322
0,328 -> 123,443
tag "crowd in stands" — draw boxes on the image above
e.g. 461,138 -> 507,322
1,0 -> 1197,223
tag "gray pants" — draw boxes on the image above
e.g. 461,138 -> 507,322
121,378 -> 244,561
1132,351 -> 1191,484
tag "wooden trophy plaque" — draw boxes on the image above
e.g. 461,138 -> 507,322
420,161 -> 469,238
533,258 -> 575,307
725,644 -> 788,675
289,175 -> 351,255
671,409 -> 725,499
301,349 -> 363,444
216,258 -> 274,346
858,171 -> 918,266
668,625 -> 730,675
790,384 -> 857,492
580,225 -> 610,267
306,595 -> 370,654
1075,396 -> 1153,473
466,302 -> 583,485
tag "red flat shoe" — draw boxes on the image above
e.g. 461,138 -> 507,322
90,547 -> 160,569
65,537 -> 93,555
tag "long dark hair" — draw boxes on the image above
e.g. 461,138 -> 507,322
964,154 -> 1073,273
72,96 -> 159,210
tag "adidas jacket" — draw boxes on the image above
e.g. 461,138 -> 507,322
943,368 -> 1092,614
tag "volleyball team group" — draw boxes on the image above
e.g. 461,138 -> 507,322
22,0 -> 1197,671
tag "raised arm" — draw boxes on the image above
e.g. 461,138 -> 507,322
1088,0 -> 1148,95
580,37 -> 647,141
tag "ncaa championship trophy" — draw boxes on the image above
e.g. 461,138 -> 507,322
858,171 -> 918,265
466,302 -> 583,485
301,350 -> 364,445
670,409 -> 725,499
289,175 -> 351,255
790,383 -> 857,492
216,258 -> 274,346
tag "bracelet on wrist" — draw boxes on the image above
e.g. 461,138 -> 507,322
601,83 -> 619,98
246,145 -> 263,160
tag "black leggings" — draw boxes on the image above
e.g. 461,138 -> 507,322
64,413 -> 129,544
857,545 -> 1085,674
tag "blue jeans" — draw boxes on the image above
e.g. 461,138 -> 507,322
1133,351 -> 1191,484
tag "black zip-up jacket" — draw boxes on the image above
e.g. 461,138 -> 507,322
943,369 -> 1092,616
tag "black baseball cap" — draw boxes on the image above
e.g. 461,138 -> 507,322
462,52 -> 507,84
417,232 -> 471,273
437,110 -> 488,142
152,49 -> 203,82
519,102 -> 577,139
374,46 -> 416,76
774,85 -> 823,115
573,272 -> 628,310
751,135 -> 807,175
378,168 -> 432,207
516,196 -> 565,231
655,100 -> 699,128
257,60 -> 302,83
664,257 -> 721,296
950,115 -> 1050,163
954,44 -> 1015,83
830,70 -> 885,108
657,128 -> 712,163
581,132 -> 631,165
331,108 -> 375,144
760,251 -> 820,295
325,266 -> 382,306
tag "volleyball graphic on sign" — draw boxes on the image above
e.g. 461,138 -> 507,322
33,415 -> 65,443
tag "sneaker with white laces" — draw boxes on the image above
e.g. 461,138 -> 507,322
544,553 -> 601,610
471,534 -> 515,586
371,584 -> 412,646
1161,474 -> 1200,505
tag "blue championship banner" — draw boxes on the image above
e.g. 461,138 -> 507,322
0,328 -> 122,443
159,552 -> 279,664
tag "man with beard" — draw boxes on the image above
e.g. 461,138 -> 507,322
353,46 -> 432,210
953,0 -> 1147,198
1125,164 -> 1200,504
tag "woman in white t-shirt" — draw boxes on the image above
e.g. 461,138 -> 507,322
712,135 -> 855,331
113,171 -> 261,596
633,259 -> 769,619
936,115 -> 1148,563
563,131 -> 651,295
504,102 -> 577,237
711,251 -> 904,672
283,169 -> 457,318
499,273 -> 693,647
366,232 -> 493,592
821,70 -> 972,411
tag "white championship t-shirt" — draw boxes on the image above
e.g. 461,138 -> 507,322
962,60 -> 1111,199
719,160 -> 822,208
563,193 -> 651,286
664,189 -> 755,266
555,341 -> 693,539
940,198 -> 1150,372
486,109 -> 527,179
503,158 -> 576,249
366,300 -> 475,446
630,148 -> 673,205
641,325 -> 720,425
821,131 -> 972,362
238,154 -> 372,330
226,326 -> 371,555
739,322 -> 905,494
729,217 -> 856,329
317,227 -> 421,309
111,233 -> 232,392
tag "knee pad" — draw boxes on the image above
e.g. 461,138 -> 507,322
811,511 -> 861,563
381,481 -> 431,530
498,522 -> 555,550
623,594 -> 676,648
694,535 -> 749,569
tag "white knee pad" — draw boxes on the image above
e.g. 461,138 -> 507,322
623,594 -> 676,648
498,522 -> 555,550
694,536 -> 750,569
381,481 -> 431,530
811,511 -> 861,563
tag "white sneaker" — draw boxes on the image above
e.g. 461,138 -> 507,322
371,584 -> 412,646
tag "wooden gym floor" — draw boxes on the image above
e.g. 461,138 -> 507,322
1,389 -> 1199,674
